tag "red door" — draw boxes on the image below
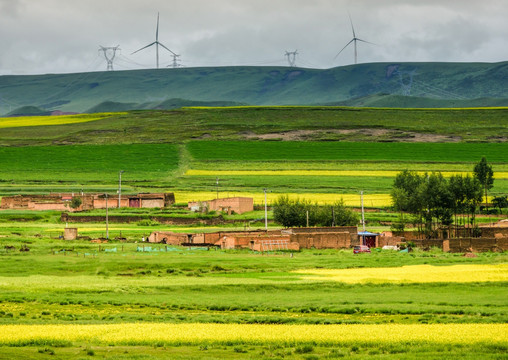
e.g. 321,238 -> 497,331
365,236 -> 376,248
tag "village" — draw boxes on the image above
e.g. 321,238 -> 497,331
2,191 -> 507,254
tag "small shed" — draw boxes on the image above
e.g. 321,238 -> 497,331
358,231 -> 380,248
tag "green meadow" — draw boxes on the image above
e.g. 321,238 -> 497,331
0,139 -> 507,199
0,107 -> 507,358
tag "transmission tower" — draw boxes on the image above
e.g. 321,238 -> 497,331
396,69 -> 416,96
99,45 -> 120,71
167,54 -> 182,68
285,50 -> 298,67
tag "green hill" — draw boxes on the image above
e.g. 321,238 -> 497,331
1,62 -> 508,114
328,94 -> 508,108
6,106 -> 51,117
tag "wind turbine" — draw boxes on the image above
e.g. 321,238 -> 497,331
132,12 -> 177,69
334,14 -> 374,64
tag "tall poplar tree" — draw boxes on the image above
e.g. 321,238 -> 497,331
473,157 -> 494,211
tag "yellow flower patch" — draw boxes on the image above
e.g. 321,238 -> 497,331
175,191 -> 391,206
0,113 -> 124,129
186,170 -> 508,179
0,323 -> 506,345
295,264 -> 508,284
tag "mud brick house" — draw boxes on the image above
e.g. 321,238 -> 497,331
92,193 -> 175,209
0,193 -> 175,211
188,197 -> 253,214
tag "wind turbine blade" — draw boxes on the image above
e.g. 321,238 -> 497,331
156,12 -> 159,41
348,13 -> 356,38
356,38 -> 376,46
131,42 -> 156,55
158,42 -> 176,55
334,39 -> 354,59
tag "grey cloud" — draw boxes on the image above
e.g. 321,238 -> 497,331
0,0 -> 507,74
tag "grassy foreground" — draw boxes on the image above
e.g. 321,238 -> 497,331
0,232 -> 506,359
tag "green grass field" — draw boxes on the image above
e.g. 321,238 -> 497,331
1,139 -> 507,202
187,141 -> 508,162
0,229 -> 506,359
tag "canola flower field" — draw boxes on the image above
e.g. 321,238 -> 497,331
175,191 -> 392,206
1,323 -> 506,346
186,169 -> 508,179
0,113 -> 122,129
295,264 -> 508,284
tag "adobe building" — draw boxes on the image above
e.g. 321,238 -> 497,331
188,197 -> 253,214
0,193 -> 175,211
92,193 -> 175,209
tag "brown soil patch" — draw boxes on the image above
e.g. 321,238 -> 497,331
242,129 -> 462,142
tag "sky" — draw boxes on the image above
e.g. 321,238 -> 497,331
0,0 -> 507,75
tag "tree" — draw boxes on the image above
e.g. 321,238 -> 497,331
473,157 -> 494,212
69,196 -> 82,210
273,195 -> 309,228
492,195 -> 508,215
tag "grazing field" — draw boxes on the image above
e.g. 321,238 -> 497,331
1,107 -> 508,146
0,235 -> 506,358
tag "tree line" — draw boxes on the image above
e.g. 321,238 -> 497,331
273,195 -> 359,228
391,157 -> 496,238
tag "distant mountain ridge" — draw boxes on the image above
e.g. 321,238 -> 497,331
1,61 -> 507,114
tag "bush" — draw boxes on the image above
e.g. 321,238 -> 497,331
295,345 -> 314,354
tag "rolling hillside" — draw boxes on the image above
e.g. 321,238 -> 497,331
1,61 -> 508,114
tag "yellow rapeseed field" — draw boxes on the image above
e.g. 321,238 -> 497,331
0,323 -> 506,345
175,191 -> 391,206
295,264 -> 508,284
0,113 -> 124,129
186,169 -> 508,179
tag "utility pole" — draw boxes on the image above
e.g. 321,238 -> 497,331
216,177 -> 219,199
105,194 -> 109,239
118,170 -> 124,208
264,188 -> 268,231
361,191 -> 365,232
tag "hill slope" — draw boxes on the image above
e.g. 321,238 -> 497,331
0,62 -> 507,113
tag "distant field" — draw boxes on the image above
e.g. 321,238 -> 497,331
0,144 -> 179,183
1,141 -> 508,201
1,107 -> 508,146
186,169 -> 508,179
187,141 -> 508,162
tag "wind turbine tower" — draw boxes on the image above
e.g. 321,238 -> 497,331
334,15 -> 374,64
132,12 -> 177,69
99,45 -> 120,71
285,50 -> 298,67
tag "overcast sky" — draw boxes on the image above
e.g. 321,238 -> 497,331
1,0 -> 507,75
